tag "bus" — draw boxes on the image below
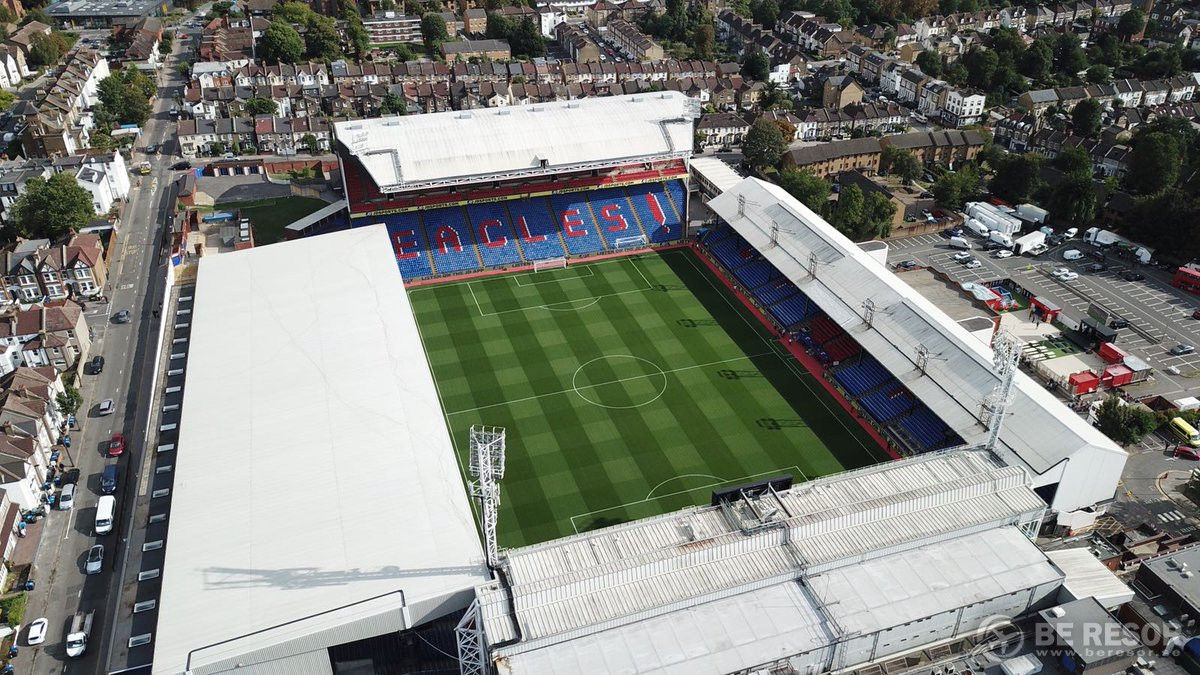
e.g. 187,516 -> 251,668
1174,265 -> 1200,296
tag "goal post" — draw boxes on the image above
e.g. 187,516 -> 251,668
613,234 -> 648,249
532,257 -> 568,272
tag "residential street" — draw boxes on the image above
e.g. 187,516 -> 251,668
18,32 -> 189,675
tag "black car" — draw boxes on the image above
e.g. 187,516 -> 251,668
894,260 -> 918,270
60,468 -> 80,485
112,309 -> 130,323
171,160 -> 191,171
89,355 -> 104,374
1086,263 -> 1107,272
1109,318 -> 1130,329
1122,271 -> 1146,281
145,144 -> 158,154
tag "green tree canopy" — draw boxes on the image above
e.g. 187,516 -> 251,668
1126,131 -> 1181,195
421,12 -> 448,50
380,91 -> 407,115
259,19 -> 304,64
1053,145 -> 1092,178
880,146 -> 922,182
989,153 -> 1044,203
300,133 -> 320,153
1085,64 -> 1111,83
245,97 -> 279,115
750,0 -> 779,26
743,117 -> 787,168
303,14 -> 342,61
778,169 -> 830,212
1071,98 -> 1103,137
97,67 -> 156,126
741,50 -> 769,82
1094,395 -> 1159,445
915,50 -> 942,77
1117,9 -> 1145,41
28,32 -> 70,68
11,173 -> 95,239
932,164 -> 982,209
1049,174 -> 1098,226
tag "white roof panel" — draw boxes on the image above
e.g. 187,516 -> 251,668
334,92 -> 695,191
154,225 -> 489,674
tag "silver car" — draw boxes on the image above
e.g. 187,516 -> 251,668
98,399 -> 114,416
85,544 -> 103,575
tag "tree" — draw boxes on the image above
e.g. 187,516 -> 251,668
508,17 -> 544,58
1117,9 -> 1145,42
741,50 -> 769,82
743,118 -> 787,168
1085,64 -> 1111,83
56,383 -> 82,416
1053,32 -> 1088,75
380,91 -> 407,115
1020,38 -> 1053,82
300,133 -> 320,153
915,50 -> 942,77
1071,98 -> 1103,137
159,31 -> 174,55
778,169 -> 830,212
274,0 -> 313,23
344,9 -> 371,59
98,68 -> 156,126
1126,131 -> 1181,195
880,146 -> 921,182
11,173 -> 95,239
245,97 -> 279,115
210,141 -> 227,155
1053,145 -> 1092,178
1122,188 -> 1200,262
962,47 -> 997,90
989,154 -> 1043,203
258,19 -> 304,64
1050,174 -> 1098,226
421,12 -> 448,51
932,165 -> 982,209
303,14 -> 342,61
750,0 -> 779,27
28,32 -> 69,68
0,90 -> 14,112
1094,395 -> 1158,445
692,22 -> 715,60
829,184 -> 865,237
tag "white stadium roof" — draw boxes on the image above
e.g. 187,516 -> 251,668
333,92 -> 697,192
707,178 -> 1126,514
483,451 -> 1054,673
155,225 -> 489,674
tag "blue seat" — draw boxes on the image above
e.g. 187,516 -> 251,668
586,188 -> 646,248
549,193 -> 607,255
383,211 -> 434,280
626,182 -> 682,243
422,205 -> 482,274
704,227 -> 732,244
859,388 -> 912,423
733,260 -> 781,289
753,280 -> 798,306
664,179 -> 687,221
506,198 -> 567,261
899,407 -> 959,451
466,202 -> 523,268
831,357 -> 893,396
767,295 -> 813,327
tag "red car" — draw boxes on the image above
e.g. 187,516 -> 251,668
1175,445 -> 1200,460
108,434 -> 125,457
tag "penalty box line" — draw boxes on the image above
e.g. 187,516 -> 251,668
466,257 -> 657,318
512,266 -> 596,287
567,465 -> 807,534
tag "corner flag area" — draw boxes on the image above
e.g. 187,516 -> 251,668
410,248 -> 889,548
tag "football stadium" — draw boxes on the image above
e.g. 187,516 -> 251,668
155,93 -> 1129,674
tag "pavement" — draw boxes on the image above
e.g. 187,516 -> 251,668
16,25 -> 193,675
885,230 -> 1200,399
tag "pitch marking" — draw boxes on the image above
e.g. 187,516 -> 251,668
571,355 -> 668,409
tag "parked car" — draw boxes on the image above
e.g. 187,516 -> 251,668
1109,318 -> 1130,329
993,250 -> 1013,259
1193,308 -> 1200,320
965,260 -> 982,269
1176,446 -> 1200,460
1122,271 -> 1146,281
1170,344 -> 1196,356
108,433 -> 125,457
1054,270 -> 1079,281
98,399 -> 114,416
1062,249 -> 1083,260
112,310 -> 130,323
26,618 -> 47,645
1086,263 -> 1107,272
895,259 -> 918,270
59,483 -> 75,510
89,355 -> 104,374
85,544 -> 103,574
171,160 -> 191,170
953,251 -> 972,262
1064,227 -> 1078,238
144,144 -> 158,154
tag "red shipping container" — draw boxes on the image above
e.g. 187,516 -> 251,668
1098,342 -> 1128,364
1101,364 -> 1134,388
1068,371 -> 1100,395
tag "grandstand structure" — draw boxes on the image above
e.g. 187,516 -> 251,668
696,177 -> 1126,521
334,92 -> 699,281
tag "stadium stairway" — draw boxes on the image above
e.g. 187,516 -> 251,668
586,187 -> 649,249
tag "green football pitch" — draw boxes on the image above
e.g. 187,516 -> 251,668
409,248 -> 889,548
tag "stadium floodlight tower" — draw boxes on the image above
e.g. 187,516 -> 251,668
981,330 -> 1021,452
468,425 -> 506,568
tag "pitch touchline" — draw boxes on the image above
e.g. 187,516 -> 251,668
445,352 -> 773,416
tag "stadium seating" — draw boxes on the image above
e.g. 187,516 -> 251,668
831,357 -> 892,396
506,199 -> 568,262
809,316 -> 844,345
824,335 -> 861,363
466,203 -> 524,267
586,188 -> 649,249
859,388 -> 912,423
733,259 -> 781,290
626,182 -> 682,243
422,206 -> 484,274
899,407 -> 960,452
753,279 -> 798,306
663,180 -> 687,223
550,193 -> 608,256
383,212 -> 435,280
767,294 -> 815,327
375,180 -> 687,281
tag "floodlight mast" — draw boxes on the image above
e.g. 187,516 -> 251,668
982,330 -> 1020,452
468,425 -> 506,569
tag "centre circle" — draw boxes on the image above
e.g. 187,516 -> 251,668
571,355 -> 668,409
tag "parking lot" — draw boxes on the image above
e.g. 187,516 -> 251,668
887,231 -> 1200,398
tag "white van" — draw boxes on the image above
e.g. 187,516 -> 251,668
1062,249 -> 1083,260
95,496 -> 115,535
950,236 -> 972,250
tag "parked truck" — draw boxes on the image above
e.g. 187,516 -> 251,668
965,218 -> 990,237
1014,203 -> 1049,224
1014,230 -> 1046,255
989,231 -> 1014,248
65,611 -> 93,658
1084,227 -> 1154,263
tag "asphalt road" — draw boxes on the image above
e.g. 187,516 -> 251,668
19,33 -> 191,675
885,231 -> 1200,398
